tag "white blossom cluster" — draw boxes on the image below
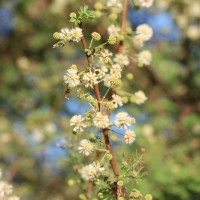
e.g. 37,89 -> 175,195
56,27 -> 83,42
79,162 -> 105,181
0,168 -> 20,200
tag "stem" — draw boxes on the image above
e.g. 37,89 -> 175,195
111,0 -> 129,100
118,0 -> 129,54
79,23 -> 124,199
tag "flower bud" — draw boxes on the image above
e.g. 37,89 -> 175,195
126,73 -> 134,80
145,194 -> 152,200
67,179 -> 75,186
92,32 -> 101,41
106,153 -> 113,160
53,32 -> 61,40
94,2 -> 103,10
70,12 -> 77,18
108,36 -> 117,44
95,11 -> 102,18
117,181 -> 124,186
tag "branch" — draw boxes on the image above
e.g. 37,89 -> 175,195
79,23 -> 125,198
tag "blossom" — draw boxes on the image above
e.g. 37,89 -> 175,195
63,68 -> 80,88
93,112 -> 110,129
138,0 -> 154,8
99,49 -> 113,63
133,90 -> 147,105
136,24 -> 153,42
107,24 -> 121,37
112,94 -> 123,108
78,139 -> 94,156
70,115 -> 86,133
138,50 -> 152,66
124,130 -> 136,144
95,65 -> 108,78
114,112 -> 132,129
82,72 -> 98,88
107,0 -> 122,8
59,28 -> 70,39
79,162 -> 105,181
110,64 -> 122,78
0,181 -> 13,197
69,27 -> 83,42
114,54 -> 130,66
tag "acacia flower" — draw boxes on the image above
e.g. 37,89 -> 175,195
78,139 -> 94,156
114,54 -> 130,66
0,181 -> 13,197
63,68 -> 80,88
107,24 -> 121,37
112,94 -> 123,108
59,28 -> 70,39
69,27 -> 83,42
110,64 -> 122,78
138,50 -> 152,66
99,49 -> 113,63
95,65 -> 108,78
133,90 -> 148,105
79,162 -> 105,181
70,115 -> 86,133
114,112 -> 132,129
138,0 -> 154,8
93,112 -> 110,129
136,24 -> 153,42
124,130 -> 136,144
82,72 -> 98,88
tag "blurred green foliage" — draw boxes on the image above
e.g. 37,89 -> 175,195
0,0 -> 200,199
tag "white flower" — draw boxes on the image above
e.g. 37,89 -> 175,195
138,0 -> 154,8
110,64 -> 122,78
136,24 -> 153,42
112,94 -> 123,108
103,75 -> 113,87
8,196 -> 20,200
63,68 -> 80,88
114,54 -> 130,66
70,115 -> 86,133
78,139 -> 94,156
80,162 -> 105,181
69,27 -> 83,42
107,25 -> 121,37
99,49 -> 113,63
114,112 -> 132,129
95,65 -> 108,79
133,90 -> 147,105
82,72 -> 98,88
107,0 -> 122,8
59,28 -> 70,39
93,112 -> 110,129
138,50 -> 152,66
124,130 -> 136,144
0,181 -> 13,197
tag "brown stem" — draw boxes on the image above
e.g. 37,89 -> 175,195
79,23 -> 124,198
111,0 -> 129,99
118,0 -> 129,54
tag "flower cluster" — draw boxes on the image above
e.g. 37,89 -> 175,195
53,27 -> 83,42
53,2 -> 154,198
0,168 -> 20,200
79,162 -> 105,181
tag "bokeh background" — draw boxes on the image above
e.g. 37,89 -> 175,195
0,0 -> 200,199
